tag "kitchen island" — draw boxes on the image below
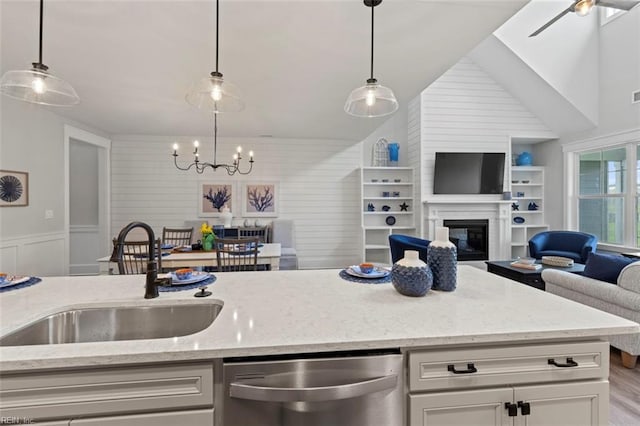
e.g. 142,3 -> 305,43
1,266 -> 638,425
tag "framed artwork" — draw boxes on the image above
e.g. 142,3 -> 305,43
0,170 -> 29,207
242,182 -> 278,217
199,182 -> 234,217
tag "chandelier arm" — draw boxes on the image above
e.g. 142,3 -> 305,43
38,0 -> 44,65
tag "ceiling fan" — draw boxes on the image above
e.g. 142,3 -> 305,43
529,0 -> 640,37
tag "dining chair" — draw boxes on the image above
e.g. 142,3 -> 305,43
110,238 -> 163,275
239,227 -> 268,243
215,237 -> 259,272
162,227 -> 193,247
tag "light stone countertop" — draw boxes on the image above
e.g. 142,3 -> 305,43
1,266 -> 638,372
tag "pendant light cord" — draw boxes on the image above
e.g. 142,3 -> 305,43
370,2 -> 374,80
38,0 -> 44,65
215,0 -> 219,73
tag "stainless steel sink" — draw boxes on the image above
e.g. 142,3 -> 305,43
0,301 -> 223,346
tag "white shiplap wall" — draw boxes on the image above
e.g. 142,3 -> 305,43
110,136 -> 362,269
407,95 -> 422,237
421,57 -> 556,201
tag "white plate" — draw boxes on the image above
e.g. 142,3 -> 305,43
0,276 -> 31,289
346,266 -> 390,279
169,271 -> 211,285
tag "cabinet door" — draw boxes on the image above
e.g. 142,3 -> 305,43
409,387 -> 513,426
514,381 -> 607,426
70,409 -> 214,426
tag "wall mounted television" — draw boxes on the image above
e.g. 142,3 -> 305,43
433,152 -> 505,194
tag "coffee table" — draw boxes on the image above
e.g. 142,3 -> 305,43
485,260 -> 585,291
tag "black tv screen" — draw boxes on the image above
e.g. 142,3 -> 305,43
433,152 -> 505,194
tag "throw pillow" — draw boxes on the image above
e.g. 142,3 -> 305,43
582,252 -> 638,284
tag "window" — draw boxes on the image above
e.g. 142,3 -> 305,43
600,7 -> 623,25
577,144 -> 639,248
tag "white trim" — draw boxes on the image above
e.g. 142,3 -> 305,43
561,128 -> 640,153
64,125 -> 111,275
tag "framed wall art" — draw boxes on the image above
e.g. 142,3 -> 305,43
0,170 -> 29,207
242,182 -> 278,217
199,182 -> 234,217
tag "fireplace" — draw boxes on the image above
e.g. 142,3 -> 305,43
443,219 -> 489,261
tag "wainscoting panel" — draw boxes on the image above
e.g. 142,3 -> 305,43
70,225 -> 101,275
0,232 -> 66,276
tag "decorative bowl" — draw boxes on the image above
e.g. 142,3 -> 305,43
511,180 -> 519,184
0,273 -> 6,284
175,268 -> 193,280
513,216 -> 525,224
521,180 -> 530,184
359,263 -> 375,274
394,179 -> 401,182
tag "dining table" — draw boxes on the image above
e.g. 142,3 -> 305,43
97,243 -> 282,275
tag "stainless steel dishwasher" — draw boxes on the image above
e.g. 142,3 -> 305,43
222,349 -> 403,426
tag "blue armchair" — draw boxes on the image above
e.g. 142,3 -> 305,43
389,234 -> 431,264
528,231 -> 597,264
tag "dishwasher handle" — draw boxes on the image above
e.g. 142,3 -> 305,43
229,374 -> 398,402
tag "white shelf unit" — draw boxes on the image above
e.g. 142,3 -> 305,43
510,166 -> 548,259
361,167 -> 415,265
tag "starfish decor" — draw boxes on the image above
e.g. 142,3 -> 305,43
399,202 -> 409,211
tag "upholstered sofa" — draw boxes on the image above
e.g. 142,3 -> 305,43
542,261 -> 640,368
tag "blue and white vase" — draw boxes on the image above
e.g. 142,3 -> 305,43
427,227 -> 457,291
391,250 -> 433,297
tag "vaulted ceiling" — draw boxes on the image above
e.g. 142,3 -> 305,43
1,0 -> 529,140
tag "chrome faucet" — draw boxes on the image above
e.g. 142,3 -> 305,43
113,221 -> 172,299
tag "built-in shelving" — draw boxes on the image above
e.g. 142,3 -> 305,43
510,166 -> 548,259
361,167 -> 415,265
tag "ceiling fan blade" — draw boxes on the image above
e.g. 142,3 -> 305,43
596,0 -> 640,10
529,5 -> 575,37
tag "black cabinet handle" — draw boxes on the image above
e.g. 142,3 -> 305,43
548,357 -> 578,368
505,402 -> 518,417
447,363 -> 478,374
518,401 -> 531,415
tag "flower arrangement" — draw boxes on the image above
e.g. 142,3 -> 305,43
200,223 -> 215,251
200,222 -> 213,237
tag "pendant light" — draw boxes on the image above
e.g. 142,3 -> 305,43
344,0 -> 398,118
186,0 -> 244,113
0,0 -> 79,106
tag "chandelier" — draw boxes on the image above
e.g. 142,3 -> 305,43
172,114 -> 254,175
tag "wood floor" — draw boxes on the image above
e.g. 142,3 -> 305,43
610,348 -> 640,426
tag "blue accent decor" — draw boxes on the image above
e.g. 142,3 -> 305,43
388,142 -> 400,163
528,231 -> 597,264
513,216 -> 525,224
428,246 -> 457,291
339,269 -> 391,284
160,275 -> 217,292
527,202 -> 539,211
388,235 -> 430,264
0,277 -> 42,293
582,253 -> 637,284
391,264 -> 432,297
516,152 -> 533,166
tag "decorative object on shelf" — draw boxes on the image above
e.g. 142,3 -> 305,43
511,202 -> 519,211
527,202 -> 539,211
371,179 -> 378,182
516,191 -> 525,197
382,179 -> 389,182
185,0 -> 244,113
541,256 -> 574,267
220,205 -> 232,227
391,250 -> 432,297
243,218 -> 251,227
513,216 -> 525,224
372,138 -> 388,166
242,182 -> 278,217
392,191 -> 400,197
0,170 -> 28,207
382,205 -> 390,211
173,114 -> 254,175
521,180 -> 530,184
516,152 -> 533,166
511,180 -> 519,184
367,203 -> 375,211
382,191 -> 390,197
385,215 -> 396,225
0,0 -> 79,106
399,202 -> 409,211
502,191 -> 512,200
199,182 -> 233,217
427,227 -> 457,291
394,178 -> 401,182
344,0 -> 398,118
388,142 -> 400,166
200,223 -> 216,251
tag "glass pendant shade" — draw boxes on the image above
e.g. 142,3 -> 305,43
344,80 -> 398,118
185,72 -> 244,113
574,0 -> 595,16
0,67 -> 80,106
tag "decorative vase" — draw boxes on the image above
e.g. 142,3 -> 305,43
221,205 -> 232,228
202,233 -> 215,251
516,152 -> 533,166
391,250 -> 433,297
388,142 -> 400,166
427,227 -> 457,291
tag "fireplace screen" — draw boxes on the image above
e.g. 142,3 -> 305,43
443,219 -> 489,261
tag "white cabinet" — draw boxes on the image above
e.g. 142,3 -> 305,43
407,341 -> 609,426
510,166 -> 548,259
361,167 -> 415,264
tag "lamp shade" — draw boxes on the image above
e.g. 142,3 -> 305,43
0,68 -> 79,106
344,80 -> 398,118
185,73 -> 244,113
